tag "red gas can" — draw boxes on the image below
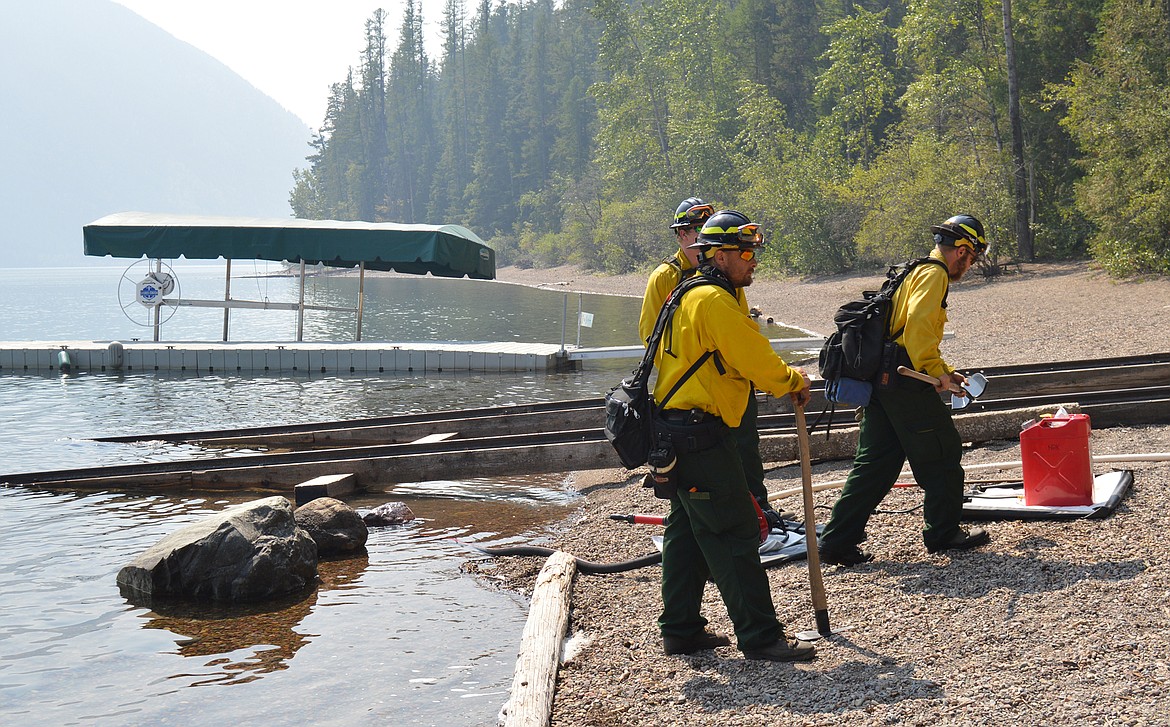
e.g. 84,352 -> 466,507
1020,413 -> 1093,506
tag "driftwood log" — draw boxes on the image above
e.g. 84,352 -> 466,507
501,550 -> 576,727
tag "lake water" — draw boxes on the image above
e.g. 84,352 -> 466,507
0,262 -> 807,725
0,262 -> 646,726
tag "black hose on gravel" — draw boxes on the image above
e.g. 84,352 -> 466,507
469,545 -> 662,574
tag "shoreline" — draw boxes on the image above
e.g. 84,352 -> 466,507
490,260 -> 1170,367
473,261 -> 1170,725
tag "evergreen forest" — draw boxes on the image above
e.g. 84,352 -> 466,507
288,0 -> 1170,278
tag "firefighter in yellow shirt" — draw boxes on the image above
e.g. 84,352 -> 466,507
640,198 -> 784,529
651,210 -> 815,662
819,214 -> 992,566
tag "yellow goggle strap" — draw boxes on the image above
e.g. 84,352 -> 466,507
699,223 -> 762,245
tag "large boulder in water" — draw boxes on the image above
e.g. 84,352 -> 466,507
294,497 -> 368,555
117,496 -> 318,604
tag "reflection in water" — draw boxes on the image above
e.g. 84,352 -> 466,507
139,590 -> 320,684
133,552 -> 373,685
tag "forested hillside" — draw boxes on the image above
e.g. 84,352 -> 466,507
290,0 -> 1170,277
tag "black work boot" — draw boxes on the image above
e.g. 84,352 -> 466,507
663,630 -> 732,655
927,526 -> 990,554
818,542 -> 873,567
743,637 -> 817,662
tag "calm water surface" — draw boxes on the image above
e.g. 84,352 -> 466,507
0,263 -> 645,726
0,262 -> 806,725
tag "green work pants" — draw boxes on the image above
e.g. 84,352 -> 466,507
731,391 -> 768,504
820,381 -> 965,552
658,431 -> 782,651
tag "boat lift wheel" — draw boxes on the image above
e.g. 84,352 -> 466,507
118,258 -> 182,328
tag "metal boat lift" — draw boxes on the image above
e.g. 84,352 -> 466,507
83,212 -> 496,343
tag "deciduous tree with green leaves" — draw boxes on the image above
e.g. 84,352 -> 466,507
815,6 -> 897,168
1059,0 -> 1170,275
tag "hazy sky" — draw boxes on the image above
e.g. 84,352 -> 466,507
112,0 -> 445,128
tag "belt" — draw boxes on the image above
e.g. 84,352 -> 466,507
658,408 -> 717,425
655,409 -> 724,453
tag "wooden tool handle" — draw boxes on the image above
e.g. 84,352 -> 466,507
898,365 -> 964,393
897,365 -> 940,385
794,403 -> 830,633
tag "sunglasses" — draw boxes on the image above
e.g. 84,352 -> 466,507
710,246 -> 759,261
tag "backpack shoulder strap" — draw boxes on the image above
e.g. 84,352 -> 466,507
656,351 -> 713,412
908,256 -> 950,307
663,255 -> 699,280
886,256 -> 950,340
641,271 -> 735,399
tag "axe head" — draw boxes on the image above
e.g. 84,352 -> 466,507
949,372 -> 989,410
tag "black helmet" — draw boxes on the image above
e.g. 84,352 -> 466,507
690,209 -> 764,250
930,214 -> 988,255
670,197 -> 715,229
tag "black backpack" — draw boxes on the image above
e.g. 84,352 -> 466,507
818,257 -> 948,407
603,272 -> 733,469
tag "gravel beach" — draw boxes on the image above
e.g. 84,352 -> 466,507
474,260 -> 1170,726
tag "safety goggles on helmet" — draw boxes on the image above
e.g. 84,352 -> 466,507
956,239 -> 989,259
698,222 -> 763,246
671,203 -> 715,229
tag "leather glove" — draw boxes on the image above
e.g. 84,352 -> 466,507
755,495 -> 785,531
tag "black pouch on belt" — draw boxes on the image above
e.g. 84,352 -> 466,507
643,436 -> 678,499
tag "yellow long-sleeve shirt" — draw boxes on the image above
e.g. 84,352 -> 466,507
888,249 -> 953,379
639,250 -> 751,345
651,278 -> 804,428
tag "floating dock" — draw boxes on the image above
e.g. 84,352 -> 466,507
0,340 -> 571,374
0,337 -> 825,374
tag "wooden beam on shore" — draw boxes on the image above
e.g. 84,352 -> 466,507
765,403 -> 1084,503
758,402 -> 1083,465
293,473 -> 358,506
193,410 -> 597,449
1,402 -> 1093,493
501,550 -> 576,727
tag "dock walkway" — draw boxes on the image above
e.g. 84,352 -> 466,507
0,340 -> 570,374
0,337 -> 825,374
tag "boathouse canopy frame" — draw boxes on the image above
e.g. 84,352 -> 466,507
83,212 -> 496,342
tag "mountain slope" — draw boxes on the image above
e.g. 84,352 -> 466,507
0,0 -> 312,266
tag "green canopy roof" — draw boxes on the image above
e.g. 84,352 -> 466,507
83,212 -> 495,280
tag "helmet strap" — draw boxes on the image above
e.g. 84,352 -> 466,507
701,253 -> 742,285
698,259 -> 729,282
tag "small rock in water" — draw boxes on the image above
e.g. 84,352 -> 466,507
362,501 -> 415,526
295,497 -> 368,555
